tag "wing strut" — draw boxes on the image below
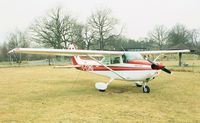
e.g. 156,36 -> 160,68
88,55 -> 126,80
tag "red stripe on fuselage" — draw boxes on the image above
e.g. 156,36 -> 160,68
128,60 -> 152,65
71,58 -> 153,71
76,65 -> 152,71
92,66 -> 152,71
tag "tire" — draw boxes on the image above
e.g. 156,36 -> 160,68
143,86 -> 150,93
136,83 -> 142,87
99,89 -> 106,92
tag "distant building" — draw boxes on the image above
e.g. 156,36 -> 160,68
125,47 -> 149,51
167,43 -> 194,53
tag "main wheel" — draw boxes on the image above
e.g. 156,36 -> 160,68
143,86 -> 150,93
99,89 -> 106,92
136,83 -> 142,87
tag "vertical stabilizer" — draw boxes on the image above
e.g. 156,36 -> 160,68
67,44 -> 78,65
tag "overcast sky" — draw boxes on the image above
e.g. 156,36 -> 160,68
0,0 -> 200,44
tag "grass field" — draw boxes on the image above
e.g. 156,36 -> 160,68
0,65 -> 200,123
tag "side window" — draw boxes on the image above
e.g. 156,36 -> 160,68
101,56 -> 110,65
111,56 -> 121,64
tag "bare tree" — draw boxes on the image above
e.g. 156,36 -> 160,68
82,25 -> 95,49
7,30 -> 30,50
70,23 -> 85,49
88,8 -> 118,50
167,24 -> 191,47
190,29 -> 200,50
0,42 -> 8,61
31,7 -> 78,49
6,30 -> 30,63
148,25 -> 168,49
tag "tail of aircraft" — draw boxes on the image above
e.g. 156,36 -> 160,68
67,44 -> 96,69
67,44 -> 79,65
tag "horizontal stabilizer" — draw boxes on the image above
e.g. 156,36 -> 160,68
53,65 -> 81,69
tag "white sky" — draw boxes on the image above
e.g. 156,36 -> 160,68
0,0 -> 200,44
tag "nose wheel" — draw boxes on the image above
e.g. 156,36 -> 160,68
143,85 -> 150,93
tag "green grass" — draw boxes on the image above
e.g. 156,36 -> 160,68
0,66 -> 200,123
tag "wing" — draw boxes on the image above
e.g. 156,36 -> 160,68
8,48 -> 124,56
138,50 -> 190,54
8,48 -> 190,56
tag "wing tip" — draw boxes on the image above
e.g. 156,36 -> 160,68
8,48 -> 20,54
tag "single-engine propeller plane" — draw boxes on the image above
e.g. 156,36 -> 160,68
8,44 -> 190,93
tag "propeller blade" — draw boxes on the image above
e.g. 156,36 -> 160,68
161,67 -> 171,74
146,58 -> 155,65
146,58 -> 172,74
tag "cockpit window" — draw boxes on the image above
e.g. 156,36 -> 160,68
111,56 -> 120,64
123,52 -> 144,63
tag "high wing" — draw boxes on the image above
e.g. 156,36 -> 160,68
8,48 -> 190,56
138,50 -> 190,54
8,48 -> 123,56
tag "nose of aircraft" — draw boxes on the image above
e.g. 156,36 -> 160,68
151,63 -> 165,70
146,58 -> 171,74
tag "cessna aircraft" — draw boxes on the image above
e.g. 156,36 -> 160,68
8,44 -> 190,93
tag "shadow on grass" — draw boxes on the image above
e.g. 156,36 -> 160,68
21,84 -> 143,103
107,85 -> 141,94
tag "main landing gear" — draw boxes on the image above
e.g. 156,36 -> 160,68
135,81 -> 150,93
95,79 -> 151,93
135,82 -> 143,87
95,78 -> 114,92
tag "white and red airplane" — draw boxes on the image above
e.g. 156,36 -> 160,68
9,44 -> 190,93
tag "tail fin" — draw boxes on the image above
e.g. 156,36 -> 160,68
67,44 -> 78,65
68,44 -> 77,50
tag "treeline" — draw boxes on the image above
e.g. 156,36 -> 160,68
0,7 -> 200,62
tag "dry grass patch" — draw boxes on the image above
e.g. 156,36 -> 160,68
0,66 -> 200,123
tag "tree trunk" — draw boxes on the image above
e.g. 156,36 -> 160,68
179,53 -> 182,67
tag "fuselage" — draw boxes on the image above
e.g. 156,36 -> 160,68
71,54 -> 160,82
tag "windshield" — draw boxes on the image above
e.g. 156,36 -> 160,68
123,52 -> 144,63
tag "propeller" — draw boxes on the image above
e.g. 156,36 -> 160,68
161,67 -> 172,74
146,58 -> 171,74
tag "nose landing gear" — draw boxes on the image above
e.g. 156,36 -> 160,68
135,81 -> 150,93
143,85 -> 150,93
143,82 -> 150,93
